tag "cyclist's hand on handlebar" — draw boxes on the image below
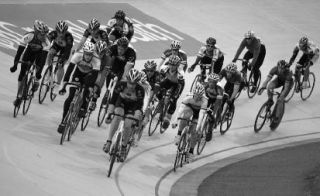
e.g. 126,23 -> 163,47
258,87 -> 266,95
10,62 -> 18,73
171,122 -> 178,129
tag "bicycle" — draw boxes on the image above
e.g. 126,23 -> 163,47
13,61 -> 37,118
235,59 -> 261,99
59,82 -> 84,145
285,65 -> 315,102
80,88 -> 94,131
107,113 -> 139,177
219,93 -> 235,135
147,88 -> 172,136
254,89 -> 285,132
97,75 -> 118,127
38,55 -> 61,104
173,117 -> 197,172
190,64 -> 211,93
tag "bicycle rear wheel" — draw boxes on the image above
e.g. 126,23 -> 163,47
108,132 -> 121,177
220,105 -> 234,135
190,75 -> 201,92
300,72 -> 315,101
270,101 -> 285,131
247,70 -> 261,98
148,102 -> 162,136
97,91 -> 109,127
23,78 -> 34,115
285,80 -> 296,103
254,102 -> 269,133
38,66 -> 50,104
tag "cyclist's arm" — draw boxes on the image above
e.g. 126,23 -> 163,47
230,83 -> 240,100
280,80 -> 292,100
190,55 -> 202,70
213,89 -> 223,115
289,45 -> 299,65
75,29 -> 90,52
13,33 -> 35,64
311,47 -> 319,65
62,62 -> 76,83
60,34 -> 74,64
232,39 -> 246,62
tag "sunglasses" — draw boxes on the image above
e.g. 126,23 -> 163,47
245,38 -> 252,41
206,45 -> 214,48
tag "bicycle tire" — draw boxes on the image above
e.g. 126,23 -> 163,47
38,66 -> 50,104
300,72 -> 315,101
148,102 -> 162,136
190,75 -> 201,92
220,105 -> 234,135
60,109 -> 72,145
22,77 -> 34,115
285,80 -> 296,103
97,91 -> 109,127
196,115 -> 209,155
108,132 -> 121,177
247,70 -> 261,98
270,100 -> 285,131
50,85 -> 57,101
159,103 -> 169,134
254,102 -> 269,133
81,111 -> 91,131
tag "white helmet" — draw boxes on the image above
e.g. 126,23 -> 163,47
171,40 -> 181,49
193,84 -> 205,96
126,68 -> 141,83
83,42 -> 95,53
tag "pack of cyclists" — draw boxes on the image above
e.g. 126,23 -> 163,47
9,15 -> 319,164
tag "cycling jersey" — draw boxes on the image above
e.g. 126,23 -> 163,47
197,45 -> 224,63
160,66 -> 183,84
20,31 -> 50,51
161,49 -> 187,67
47,30 -> 74,63
233,37 -> 262,66
108,44 -> 136,78
106,17 -> 133,37
289,41 -> 319,65
70,51 -> 101,73
204,83 -> 223,100
142,69 -> 161,91
82,28 -> 109,44
219,69 -> 243,85
268,66 -> 293,84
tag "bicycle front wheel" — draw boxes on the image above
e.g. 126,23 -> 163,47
108,132 -> 121,177
97,91 -> 109,127
247,70 -> 261,98
285,80 -> 296,103
254,102 -> 269,133
38,66 -> 50,104
23,78 -> 34,115
270,100 -> 285,131
81,111 -> 91,131
300,72 -> 315,101
148,102 -> 162,136
220,105 -> 234,135
196,115 -> 210,155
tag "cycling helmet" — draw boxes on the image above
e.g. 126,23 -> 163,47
88,18 -> 100,30
193,84 -> 205,96
139,71 -> 147,83
167,55 -> 180,66
206,37 -> 216,45
244,30 -> 255,39
299,36 -> 308,47
126,68 -> 140,83
144,60 -> 157,70
43,24 -> 49,34
277,60 -> 289,69
171,40 -> 181,50
114,10 -> 126,20
83,41 -> 95,54
56,20 -> 68,33
207,73 -> 220,82
225,62 -> 237,72
95,40 -> 108,55
117,37 -> 129,48
34,20 -> 47,34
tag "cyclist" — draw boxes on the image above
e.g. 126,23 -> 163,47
219,62 -> 245,113
288,36 -> 319,89
188,37 -> 224,78
203,73 -> 224,141
106,10 -> 134,43
75,18 -> 109,52
157,40 -> 188,73
157,55 -> 185,130
57,42 -> 101,134
10,20 -> 50,106
172,84 -> 207,162
46,20 -> 74,95
140,60 -> 162,126
232,30 -> 266,93
258,60 -> 293,112
102,69 -> 145,162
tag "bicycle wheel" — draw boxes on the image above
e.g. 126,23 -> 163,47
81,111 -> 91,131
173,130 -> 187,171
60,110 -> 72,145
148,101 -> 162,136
196,115 -> 209,155
270,100 -> 285,131
38,66 -> 50,104
285,80 -> 296,103
22,77 -> 34,115
190,75 -> 201,92
50,66 -> 58,101
159,103 -> 169,134
247,71 -> 261,98
97,92 -> 109,127
108,132 -> 121,177
254,102 -> 269,133
300,72 -> 315,101
220,105 -> 234,135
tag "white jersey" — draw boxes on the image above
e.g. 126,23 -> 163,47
70,51 -> 101,73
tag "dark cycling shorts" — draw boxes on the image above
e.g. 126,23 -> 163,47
114,97 -> 141,115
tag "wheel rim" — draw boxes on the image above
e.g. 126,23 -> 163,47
285,80 -> 296,103
247,71 -> 260,98
23,79 -> 34,115
148,103 -> 161,136
197,118 -> 208,155
300,72 -> 315,100
39,67 -> 51,104
254,103 -> 268,132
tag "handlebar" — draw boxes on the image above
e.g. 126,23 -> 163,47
111,113 -> 139,123
64,82 -> 82,89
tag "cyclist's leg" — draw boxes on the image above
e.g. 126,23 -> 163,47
123,109 -> 142,146
81,70 -> 99,113
266,78 -> 280,106
17,50 -> 37,95
107,106 -> 124,141
295,54 -> 308,82
175,106 -> 193,144
242,51 -> 253,73
252,44 -> 266,86
165,82 -> 180,126
213,55 -> 224,74
35,50 -> 48,80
